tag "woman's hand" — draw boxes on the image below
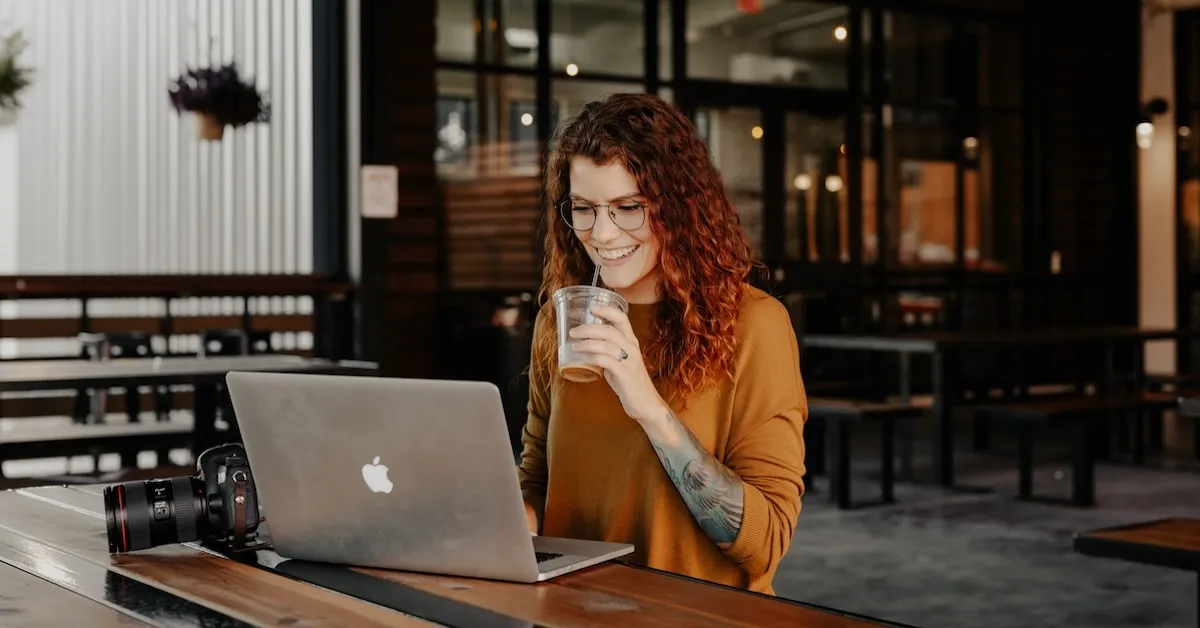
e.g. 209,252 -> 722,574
524,500 -> 539,535
568,304 -> 668,423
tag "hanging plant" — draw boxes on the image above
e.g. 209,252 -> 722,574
0,30 -> 33,123
167,62 -> 270,141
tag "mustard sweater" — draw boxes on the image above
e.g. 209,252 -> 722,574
518,285 -> 808,594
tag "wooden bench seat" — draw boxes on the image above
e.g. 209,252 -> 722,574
807,397 -> 924,509
0,417 -> 192,475
974,391 -> 1175,506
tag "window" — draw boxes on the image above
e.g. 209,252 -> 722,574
688,1 -> 849,88
437,0 -> 537,67
552,0 -> 644,78
876,10 -> 1024,270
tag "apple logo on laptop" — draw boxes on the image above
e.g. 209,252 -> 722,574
361,456 -> 394,494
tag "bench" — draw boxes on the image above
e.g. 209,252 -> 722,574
806,397 -> 925,509
974,391 -> 1176,506
0,417 -> 193,476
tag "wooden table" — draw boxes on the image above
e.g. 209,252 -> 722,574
1074,517 -> 1200,627
0,485 -> 916,627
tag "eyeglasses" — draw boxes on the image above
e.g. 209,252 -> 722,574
558,200 -> 647,232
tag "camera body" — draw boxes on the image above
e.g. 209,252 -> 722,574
199,443 -> 261,544
105,443 -> 262,554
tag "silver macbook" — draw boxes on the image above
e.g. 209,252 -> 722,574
224,371 -> 633,582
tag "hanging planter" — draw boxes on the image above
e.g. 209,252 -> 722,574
195,112 -> 224,140
0,30 -> 33,127
168,62 -> 269,141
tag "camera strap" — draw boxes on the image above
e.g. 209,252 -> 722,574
232,474 -> 248,548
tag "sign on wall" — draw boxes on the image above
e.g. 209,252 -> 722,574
360,165 -> 399,219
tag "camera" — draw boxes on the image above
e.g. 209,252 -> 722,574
104,443 -> 261,554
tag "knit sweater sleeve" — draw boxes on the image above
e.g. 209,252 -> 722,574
517,310 -> 554,507
721,293 -> 808,579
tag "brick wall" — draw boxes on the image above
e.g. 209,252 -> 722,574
1033,0 -> 1141,326
358,0 -> 442,377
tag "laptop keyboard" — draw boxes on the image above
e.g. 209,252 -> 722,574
535,551 -> 563,563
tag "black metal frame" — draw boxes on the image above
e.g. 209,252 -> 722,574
1176,9 -> 1200,373
311,0 -> 353,360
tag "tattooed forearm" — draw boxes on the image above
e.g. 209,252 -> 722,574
644,410 -> 744,548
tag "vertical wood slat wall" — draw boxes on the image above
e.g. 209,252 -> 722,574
0,0 -> 317,355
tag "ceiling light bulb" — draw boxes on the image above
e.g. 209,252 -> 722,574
1136,121 -> 1154,149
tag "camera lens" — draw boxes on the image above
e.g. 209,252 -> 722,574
104,476 -> 207,553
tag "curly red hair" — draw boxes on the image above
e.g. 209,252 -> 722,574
536,92 -> 755,402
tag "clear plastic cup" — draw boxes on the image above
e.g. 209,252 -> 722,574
552,285 -> 630,383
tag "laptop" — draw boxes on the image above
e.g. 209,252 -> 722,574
224,371 -> 633,583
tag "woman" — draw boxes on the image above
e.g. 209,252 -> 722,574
518,92 -> 807,595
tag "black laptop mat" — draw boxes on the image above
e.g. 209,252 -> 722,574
274,559 -> 539,628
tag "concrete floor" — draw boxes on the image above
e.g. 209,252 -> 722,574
778,425 -> 1200,628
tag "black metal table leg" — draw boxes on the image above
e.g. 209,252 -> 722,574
931,351 -> 954,488
124,386 -> 141,423
193,384 -> 218,454
972,415 -> 990,452
807,417 -> 826,476
1017,423 -> 1035,499
1132,411 -> 1145,465
1070,419 -> 1096,507
827,421 -> 851,509
897,352 -> 914,480
880,418 -> 894,504
1193,416 -> 1200,461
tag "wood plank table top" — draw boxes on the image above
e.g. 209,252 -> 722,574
0,561 -> 152,627
1074,517 -> 1200,572
0,485 -> 916,628
0,356 -> 377,392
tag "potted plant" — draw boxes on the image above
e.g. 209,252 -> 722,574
168,62 -> 270,140
0,30 -> 33,126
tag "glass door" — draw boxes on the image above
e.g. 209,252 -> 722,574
784,111 -> 848,264
691,87 -> 855,335
696,106 -> 765,259
691,85 -> 852,272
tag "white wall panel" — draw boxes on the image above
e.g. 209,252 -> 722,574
0,0 -> 313,279
0,0 -> 315,352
